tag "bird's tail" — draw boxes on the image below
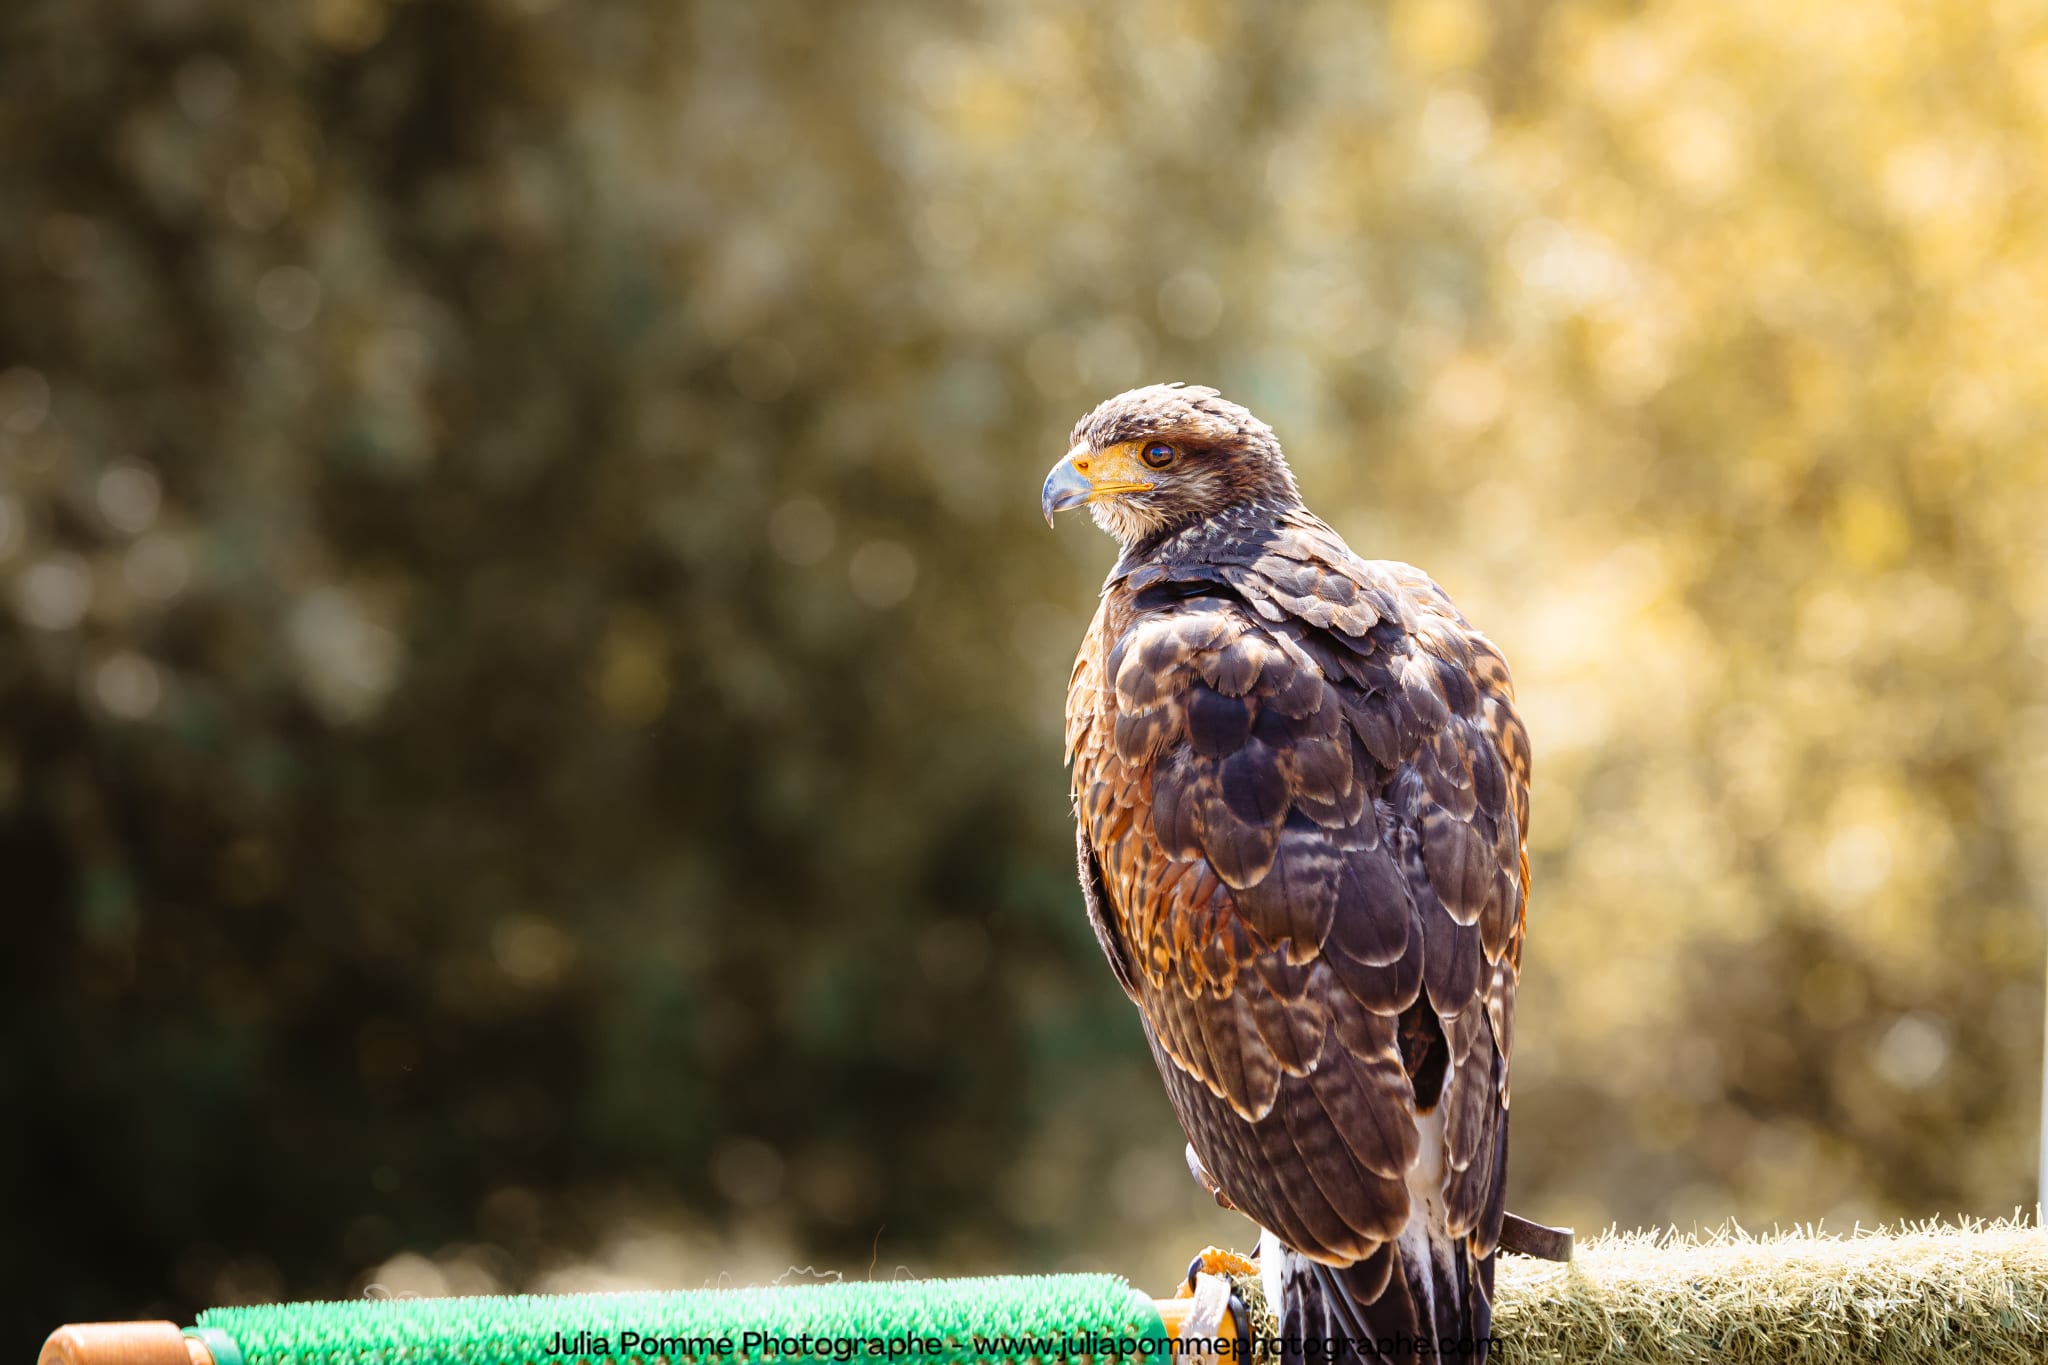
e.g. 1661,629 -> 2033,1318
1269,1231 -> 1495,1365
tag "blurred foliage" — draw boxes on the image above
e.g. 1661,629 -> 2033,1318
5,0 -> 2048,1353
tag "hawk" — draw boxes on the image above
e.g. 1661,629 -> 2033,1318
1042,385 -> 1530,1363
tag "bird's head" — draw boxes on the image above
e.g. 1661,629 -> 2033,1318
1041,383 -> 1299,545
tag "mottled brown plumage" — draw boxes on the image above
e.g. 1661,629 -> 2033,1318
1044,384 -> 1530,1363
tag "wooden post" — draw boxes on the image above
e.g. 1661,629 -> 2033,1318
38,1325 -> 211,1365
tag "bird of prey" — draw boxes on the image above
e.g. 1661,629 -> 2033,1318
1042,385 -> 1530,1363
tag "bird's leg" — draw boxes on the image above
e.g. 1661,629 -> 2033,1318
1182,1247 -> 1262,1295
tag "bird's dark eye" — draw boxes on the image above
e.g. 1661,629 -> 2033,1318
1140,442 -> 1176,470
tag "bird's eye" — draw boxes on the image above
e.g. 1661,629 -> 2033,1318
1140,442 -> 1176,470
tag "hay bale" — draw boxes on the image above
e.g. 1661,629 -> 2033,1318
1493,1217 -> 2048,1364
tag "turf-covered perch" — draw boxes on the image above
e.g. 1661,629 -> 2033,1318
1492,1218 -> 2048,1364
35,1219 -> 2048,1365
192,1274 -> 1166,1365
41,1277 -> 1171,1365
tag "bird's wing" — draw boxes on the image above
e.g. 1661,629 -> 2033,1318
1066,512 -> 1529,1266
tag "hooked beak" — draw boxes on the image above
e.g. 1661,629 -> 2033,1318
1041,444 -> 1155,528
1041,449 -> 1094,527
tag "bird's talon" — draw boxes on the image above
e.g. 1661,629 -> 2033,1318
1176,1245 -> 1262,1296
1227,1292 -> 1252,1360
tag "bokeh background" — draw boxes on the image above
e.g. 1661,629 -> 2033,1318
7,0 -> 2048,1351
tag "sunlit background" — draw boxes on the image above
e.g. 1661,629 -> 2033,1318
6,0 -> 2048,1353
